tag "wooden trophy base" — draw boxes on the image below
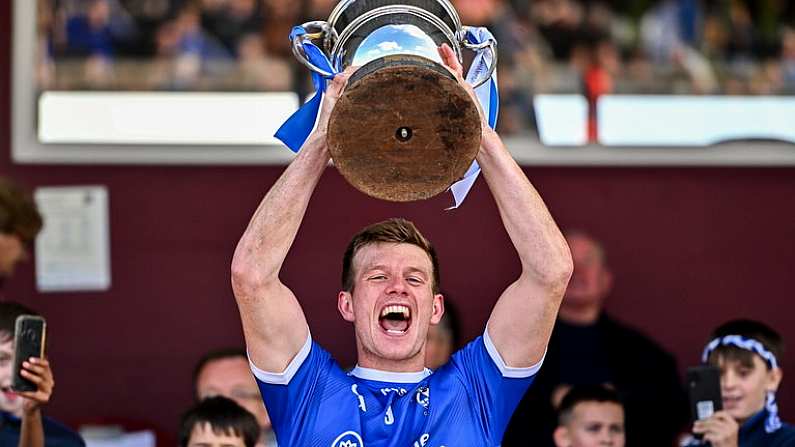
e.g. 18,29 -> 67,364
327,55 -> 482,202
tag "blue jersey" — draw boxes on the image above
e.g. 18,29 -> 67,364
0,411 -> 85,447
250,330 -> 542,447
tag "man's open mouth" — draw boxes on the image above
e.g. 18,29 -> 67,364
378,304 -> 411,335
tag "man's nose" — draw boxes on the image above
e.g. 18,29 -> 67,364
602,432 -> 620,446
722,370 -> 738,390
599,437 -> 613,446
386,276 -> 408,294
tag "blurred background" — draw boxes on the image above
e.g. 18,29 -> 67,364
30,0 -> 795,136
4,0 -> 795,445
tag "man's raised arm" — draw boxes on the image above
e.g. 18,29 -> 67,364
478,128 -> 572,368
231,71 -> 353,373
438,45 -> 573,369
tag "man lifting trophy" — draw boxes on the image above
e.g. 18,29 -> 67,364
235,1 -> 572,445
277,0 -> 498,202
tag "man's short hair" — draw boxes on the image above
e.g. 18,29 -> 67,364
178,396 -> 260,447
0,301 -> 38,343
341,218 -> 440,293
706,319 -> 784,370
0,177 -> 43,243
192,348 -> 248,398
557,384 -> 624,426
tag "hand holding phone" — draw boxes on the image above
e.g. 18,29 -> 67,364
11,315 -> 53,413
693,411 -> 739,447
12,315 -> 47,393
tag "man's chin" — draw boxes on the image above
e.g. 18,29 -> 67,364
561,294 -> 600,307
725,405 -> 753,422
373,343 -> 420,363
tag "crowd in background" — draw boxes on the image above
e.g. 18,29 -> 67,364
34,0 -> 795,135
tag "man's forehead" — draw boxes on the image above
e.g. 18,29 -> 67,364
200,357 -> 251,381
716,353 -> 764,370
572,401 -> 624,421
354,242 -> 432,271
568,235 -> 602,257
191,423 -> 245,446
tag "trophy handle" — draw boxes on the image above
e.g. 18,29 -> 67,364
460,26 -> 498,88
292,21 -> 336,77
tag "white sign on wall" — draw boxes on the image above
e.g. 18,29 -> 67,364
34,186 -> 111,292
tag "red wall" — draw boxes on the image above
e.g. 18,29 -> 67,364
3,2 -> 795,442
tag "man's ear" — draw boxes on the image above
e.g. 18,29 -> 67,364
553,426 -> 571,447
338,291 -> 355,323
429,294 -> 445,325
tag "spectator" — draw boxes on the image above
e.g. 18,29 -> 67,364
553,384 -> 625,447
683,319 -> 795,447
200,0 -> 263,55
235,33 -> 292,91
0,177 -> 43,290
194,348 -> 276,447
424,297 -> 461,370
532,0 -> 586,61
0,301 -> 84,447
174,3 -> 232,77
179,396 -> 259,447
260,0 -> 301,59
149,2 -> 232,89
65,0 -> 116,58
781,27 -> 795,92
503,230 -> 687,447
122,0 -> 179,57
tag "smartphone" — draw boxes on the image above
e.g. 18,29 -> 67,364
686,365 -> 723,423
11,315 -> 47,393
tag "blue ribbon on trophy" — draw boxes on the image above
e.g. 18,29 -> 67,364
275,25 -> 498,209
448,27 -> 498,209
274,26 -> 337,152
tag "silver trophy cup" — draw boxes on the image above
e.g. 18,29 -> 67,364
293,0 -> 497,201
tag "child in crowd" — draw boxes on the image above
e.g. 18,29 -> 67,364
0,301 -> 84,447
553,384 -> 626,447
688,319 -> 795,447
179,396 -> 260,447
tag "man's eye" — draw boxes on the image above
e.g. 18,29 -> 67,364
369,275 -> 386,280
586,423 -> 602,432
406,277 -> 423,284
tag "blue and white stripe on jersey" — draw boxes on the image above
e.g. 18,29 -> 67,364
250,329 -> 542,447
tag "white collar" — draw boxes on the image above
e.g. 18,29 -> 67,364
350,365 -> 432,383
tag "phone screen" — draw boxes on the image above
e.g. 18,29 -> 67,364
11,315 -> 47,393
